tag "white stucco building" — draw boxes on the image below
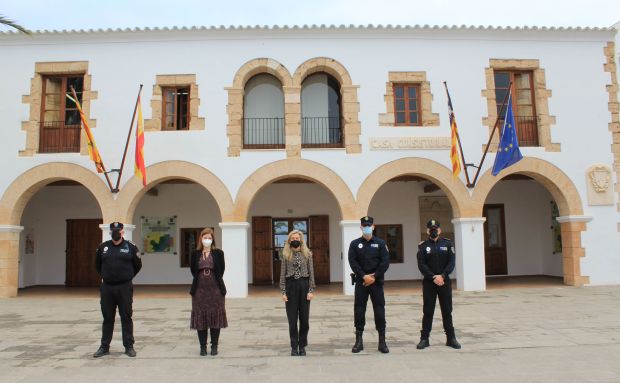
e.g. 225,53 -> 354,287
0,24 -> 618,298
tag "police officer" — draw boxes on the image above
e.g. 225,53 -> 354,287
348,216 -> 390,354
416,219 -> 461,350
93,222 -> 142,358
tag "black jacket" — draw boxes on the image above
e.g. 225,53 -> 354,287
417,237 -> 455,280
189,248 -> 226,297
348,236 -> 390,283
95,239 -> 142,285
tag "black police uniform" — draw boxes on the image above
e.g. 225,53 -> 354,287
416,222 -> 457,343
348,218 -> 390,333
95,230 -> 142,351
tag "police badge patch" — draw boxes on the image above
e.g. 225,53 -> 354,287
358,243 -> 363,249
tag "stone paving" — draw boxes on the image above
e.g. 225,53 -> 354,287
1,285 -> 620,382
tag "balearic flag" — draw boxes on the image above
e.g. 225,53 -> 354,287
134,95 -> 147,186
446,88 -> 462,177
66,94 -> 104,173
492,92 -> 523,176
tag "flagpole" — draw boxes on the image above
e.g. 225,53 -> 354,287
114,84 -> 143,193
443,82 -> 472,187
470,82 -> 512,187
69,86 -> 115,192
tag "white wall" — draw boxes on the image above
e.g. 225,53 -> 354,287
247,182 -> 343,283
1,27 -> 619,287
19,185 -> 102,287
131,183 -> 221,284
486,180 -> 562,276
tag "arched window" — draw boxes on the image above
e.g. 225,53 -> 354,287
301,73 -> 342,148
243,74 -> 285,149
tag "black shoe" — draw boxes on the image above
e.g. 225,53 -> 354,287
93,346 -> 109,358
125,347 -> 137,357
210,345 -> 218,356
291,347 -> 299,356
351,330 -> 364,353
416,338 -> 430,349
446,337 -> 462,349
299,347 -> 306,356
200,346 -> 207,356
378,333 -> 389,354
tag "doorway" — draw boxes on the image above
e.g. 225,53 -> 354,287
66,218 -> 103,286
483,204 -> 508,275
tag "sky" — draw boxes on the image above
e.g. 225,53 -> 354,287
1,0 -> 619,32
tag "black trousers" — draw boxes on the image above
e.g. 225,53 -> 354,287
354,281 -> 386,332
285,277 -> 310,348
100,281 -> 134,348
421,278 -> 454,339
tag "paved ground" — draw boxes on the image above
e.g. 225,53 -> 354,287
2,284 -> 620,382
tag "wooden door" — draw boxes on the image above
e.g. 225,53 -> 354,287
309,215 -> 330,284
483,204 -> 508,275
252,216 -> 273,285
66,218 -> 103,286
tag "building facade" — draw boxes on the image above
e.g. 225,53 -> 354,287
0,25 -> 618,298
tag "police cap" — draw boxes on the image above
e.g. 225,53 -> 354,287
360,216 -> 374,226
426,219 -> 440,229
109,221 -> 124,230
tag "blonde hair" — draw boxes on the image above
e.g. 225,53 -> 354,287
282,230 -> 311,260
196,227 -> 218,251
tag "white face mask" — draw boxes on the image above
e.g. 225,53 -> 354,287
202,238 -> 213,248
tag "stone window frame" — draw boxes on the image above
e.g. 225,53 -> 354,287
20,61 -> 97,157
482,59 -> 559,152
144,74 -> 204,132
379,72 -> 440,127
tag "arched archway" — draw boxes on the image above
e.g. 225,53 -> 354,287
233,158 -> 356,221
356,158 -> 471,282
0,163 -> 113,296
116,160 -> 234,224
471,157 -> 587,286
234,158 -> 356,286
0,163 -> 113,225
357,158 -> 471,218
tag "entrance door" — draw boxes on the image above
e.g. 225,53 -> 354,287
483,204 -> 508,275
66,218 -> 103,286
309,215 -> 330,284
252,216 -> 273,285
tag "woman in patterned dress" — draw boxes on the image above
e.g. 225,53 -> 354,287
190,227 -> 228,356
280,230 -> 316,356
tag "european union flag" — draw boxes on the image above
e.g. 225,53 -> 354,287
492,94 -> 523,176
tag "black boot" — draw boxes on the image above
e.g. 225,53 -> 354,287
416,338 -> 430,349
197,330 -> 208,356
351,330 -> 364,353
378,331 -> 389,353
210,328 -> 220,356
446,336 -> 461,349
93,346 -> 109,358
298,346 -> 306,356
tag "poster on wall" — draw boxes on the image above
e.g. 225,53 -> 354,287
24,228 -> 34,255
141,216 -> 176,253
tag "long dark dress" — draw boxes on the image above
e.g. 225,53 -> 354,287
190,254 -> 228,330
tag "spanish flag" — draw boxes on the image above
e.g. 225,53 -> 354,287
445,86 -> 462,177
66,94 -> 104,173
134,95 -> 147,186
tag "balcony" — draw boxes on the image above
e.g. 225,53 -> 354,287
500,115 -> 539,147
301,117 -> 343,148
38,121 -> 81,153
243,118 -> 285,149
